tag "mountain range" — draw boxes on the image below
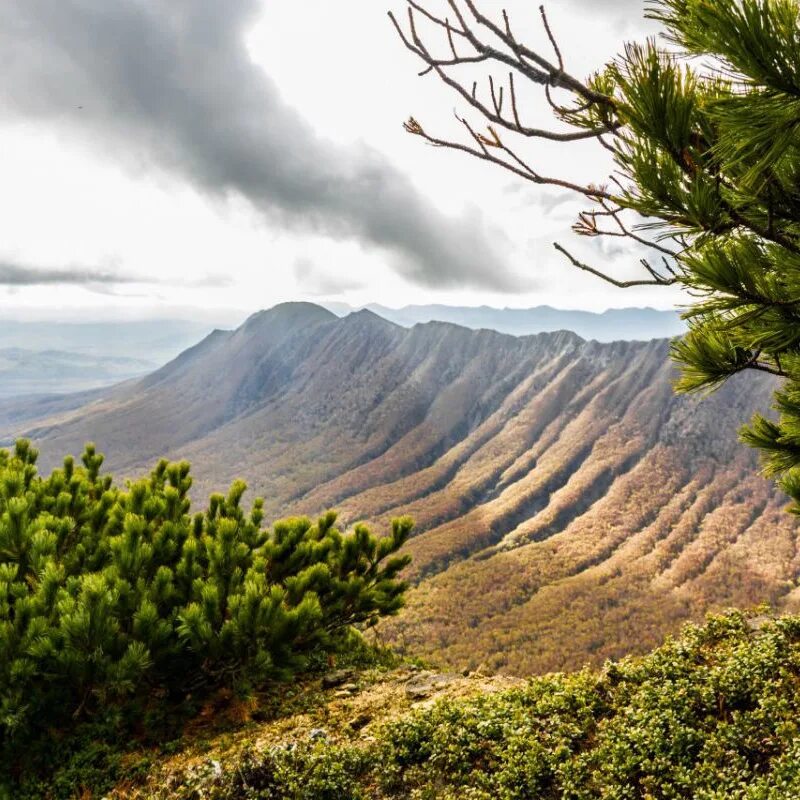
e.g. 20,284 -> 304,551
2,302 -> 796,674
0,348 -> 154,398
0,318 -> 215,362
0,307 -> 682,398
326,302 -> 685,342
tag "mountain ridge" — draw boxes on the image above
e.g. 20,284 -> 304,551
324,301 -> 685,342
4,302 -> 796,674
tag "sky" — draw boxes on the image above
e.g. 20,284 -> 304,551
0,0 -> 681,322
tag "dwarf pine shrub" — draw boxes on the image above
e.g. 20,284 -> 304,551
0,440 -> 411,761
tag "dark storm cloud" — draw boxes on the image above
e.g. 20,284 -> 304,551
0,0 -> 521,291
0,260 -> 137,286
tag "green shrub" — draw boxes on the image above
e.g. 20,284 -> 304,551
223,743 -> 369,800
195,611 -> 800,800
371,611 -> 800,799
0,440 -> 411,774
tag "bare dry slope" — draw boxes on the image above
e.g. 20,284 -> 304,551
9,302 -> 799,673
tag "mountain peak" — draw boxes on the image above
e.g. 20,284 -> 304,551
342,308 -> 401,331
238,303 -> 336,342
242,302 -> 335,330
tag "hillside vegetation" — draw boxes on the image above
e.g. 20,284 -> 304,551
88,610 -> 800,799
6,303 -> 798,673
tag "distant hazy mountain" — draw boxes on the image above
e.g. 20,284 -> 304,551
0,319 -> 221,398
4,302 -> 795,676
0,348 -> 155,398
323,302 -> 685,342
0,319 -> 217,364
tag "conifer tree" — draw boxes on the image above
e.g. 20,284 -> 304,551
0,441 -> 411,755
391,0 -> 800,509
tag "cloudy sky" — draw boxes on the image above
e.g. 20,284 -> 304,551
0,0 -> 680,321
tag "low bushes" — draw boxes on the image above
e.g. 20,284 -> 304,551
162,611 -> 800,800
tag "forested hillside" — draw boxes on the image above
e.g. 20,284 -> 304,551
5,302 -> 796,673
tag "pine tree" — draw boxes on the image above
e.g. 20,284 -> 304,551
391,0 -> 800,510
0,440 -> 411,757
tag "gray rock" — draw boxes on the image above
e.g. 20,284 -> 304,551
309,728 -> 328,741
321,669 -> 355,689
405,672 -> 457,700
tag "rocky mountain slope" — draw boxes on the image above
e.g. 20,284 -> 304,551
6,302 -> 798,673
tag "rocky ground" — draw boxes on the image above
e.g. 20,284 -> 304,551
108,664 -> 521,798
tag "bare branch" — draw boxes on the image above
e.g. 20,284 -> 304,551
640,258 -> 672,283
661,256 -> 678,277
509,72 -> 523,130
597,134 -> 617,155
598,200 -> 679,257
401,0 -> 469,37
393,8 -> 618,143
489,75 -> 503,116
445,17 -> 459,59
403,115 -> 618,201
389,11 -> 488,69
553,243 -> 678,288
458,115 -> 492,156
458,0 -> 615,104
539,5 -> 564,73
571,198 -> 684,267
395,0 -> 614,107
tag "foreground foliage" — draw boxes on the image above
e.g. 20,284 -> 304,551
0,440 -> 411,781
114,611 -> 800,799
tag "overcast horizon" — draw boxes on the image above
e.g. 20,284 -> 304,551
0,0 -> 681,322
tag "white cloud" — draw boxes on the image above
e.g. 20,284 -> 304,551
0,0 -> 678,318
